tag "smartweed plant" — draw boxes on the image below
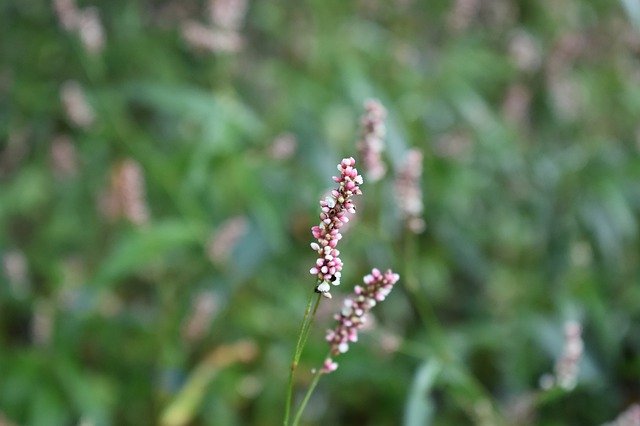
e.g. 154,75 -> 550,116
283,101 -> 401,425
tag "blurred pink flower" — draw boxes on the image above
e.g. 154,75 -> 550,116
357,99 -> 387,182
395,149 -> 425,233
268,132 -> 297,160
2,250 -> 30,298
60,80 -> 95,129
207,216 -> 249,265
77,7 -> 106,55
604,404 -> 640,426
53,0 -> 105,54
182,291 -> 219,342
181,21 -> 244,53
209,0 -> 248,31
50,135 -> 78,179
99,159 -> 150,226
540,320 -> 584,391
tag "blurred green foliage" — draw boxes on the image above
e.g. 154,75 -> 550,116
2,0 -> 640,425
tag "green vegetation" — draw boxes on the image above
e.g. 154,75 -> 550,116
2,0 -> 640,424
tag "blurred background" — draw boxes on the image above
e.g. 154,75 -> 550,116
2,0 -> 640,424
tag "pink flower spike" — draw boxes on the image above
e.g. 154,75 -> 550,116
310,158 -> 364,297
395,149 -> 425,233
357,99 -> 387,182
322,268 -> 400,373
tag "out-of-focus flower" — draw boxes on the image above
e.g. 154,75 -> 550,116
504,393 -> 536,426
545,33 -> 587,121
207,216 -> 249,265
310,158 -> 363,298
509,30 -> 542,73
76,7 -> 105,55
357,99 -> 387,182
153,0 -> 201,28
53,0 -> 105,54
322,268 -> 400,373
99,159 -> 150,225
0,412 -> 18,426
2,250 -> 30,298
182,291 -> 219,342
181,20 -> 244,53
395,149 -> 425,233
548,76 -> 582,121
502,83 -> 531,128
31,301 -> 54,347
50,135 -> 78,179
209,0 -> 248,31
236,374 -> 263,399
378,330 -> 401,355
60,80 -> 95,129
540,320 -> 584,391
268,132 -> 297,160
603,404 -> 640,426
555,321 -> 583,390
433,131 -> 473,160
53,0 -> 80,31
447,0 -> 480,33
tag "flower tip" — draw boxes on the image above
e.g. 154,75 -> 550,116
316,281 -> 331,293
322,358 -> 338,373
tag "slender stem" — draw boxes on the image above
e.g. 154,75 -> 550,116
291,366 -> 324,426
298,294 -> 322,359
284,292 -> 322,425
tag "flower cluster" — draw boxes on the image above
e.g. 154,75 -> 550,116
321,268 -> 400,373
604,404 -> 640,426
181,0 -> 248,54
60,80 -> 95,129
310,158 -> 363,298
554,320 -> 583,390
357,99 -> 387,182
53,0 -> 105,55
540,320 -> 584,391
99,159 -> 150,226
395,149 -> 425,233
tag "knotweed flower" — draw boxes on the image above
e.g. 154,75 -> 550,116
268,132 -> 297,160
60,80 -> 95,129
53,0 -> 80,31
99,159 -> 150,225
395,149 -> 425,233
357,99 -> 387,182
181,21 -> 244,53
53,0 -> 105,55
554,320 -> 583,390
182,291 -> 219,342
603,404 -> 640,426
209,0 -> 248,31
540,320 -> 584,391
322,268 -> 400,373
207,216 -> 249,265
51,135 -> 78,179
76,7 -> 106,55
310,158 -> 363,298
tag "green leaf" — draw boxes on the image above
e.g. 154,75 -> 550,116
404,360 -> 440,426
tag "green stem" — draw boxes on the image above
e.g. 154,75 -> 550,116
284,292 -> 322,425
291,366 -> 324,426
402,233 -> 446,348
299,294 -> 322,358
